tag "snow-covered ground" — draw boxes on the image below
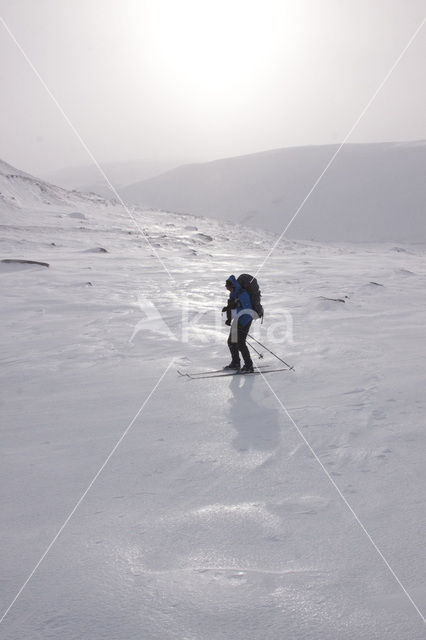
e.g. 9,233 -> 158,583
0,164 -> 425,638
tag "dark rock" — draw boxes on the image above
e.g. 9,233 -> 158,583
196,233 -> 213,242
319,296 -> 345,303
1,259 -> 49,268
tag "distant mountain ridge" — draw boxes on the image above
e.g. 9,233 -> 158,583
41,159 -> 180,198
120,141 -> 426,242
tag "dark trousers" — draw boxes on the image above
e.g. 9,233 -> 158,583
227,321 -> 253,366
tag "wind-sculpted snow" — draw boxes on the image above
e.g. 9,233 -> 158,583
0,163 -> 426,639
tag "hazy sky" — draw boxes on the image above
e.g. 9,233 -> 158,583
1,0 -> 425,176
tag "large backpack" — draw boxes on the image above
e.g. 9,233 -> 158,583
237,273 -> 264,320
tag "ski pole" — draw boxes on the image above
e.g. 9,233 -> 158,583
247,341 -> 264,359
247,334 -> 294,370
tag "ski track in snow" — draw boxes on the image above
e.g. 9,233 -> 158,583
0,181 -> 426,639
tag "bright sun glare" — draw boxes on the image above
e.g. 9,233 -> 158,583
148,0 -> 289,94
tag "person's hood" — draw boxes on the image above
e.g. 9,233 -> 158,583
226,274 -> 242,293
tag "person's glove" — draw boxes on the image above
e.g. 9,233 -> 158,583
222,306 -> 228,313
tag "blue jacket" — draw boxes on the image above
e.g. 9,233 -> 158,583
227,274 -> 253,327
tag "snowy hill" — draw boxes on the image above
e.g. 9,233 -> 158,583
40,159 -> 180,198
1,160 -> 426,638
121,141 -> 426,243
0,157 -> 111,218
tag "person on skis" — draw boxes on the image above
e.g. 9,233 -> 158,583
222,275 -> 254,373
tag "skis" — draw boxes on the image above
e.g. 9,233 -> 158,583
177,364 -> 275,378
177,366 -> 291,379
177,363 -> 279,377
177,367 -> 230,377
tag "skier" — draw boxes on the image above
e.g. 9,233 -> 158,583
222,275 -> 254,373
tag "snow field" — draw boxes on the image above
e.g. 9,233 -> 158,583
0,180 -> 425,638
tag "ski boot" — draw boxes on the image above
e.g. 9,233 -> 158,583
223,361 -> 241,371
